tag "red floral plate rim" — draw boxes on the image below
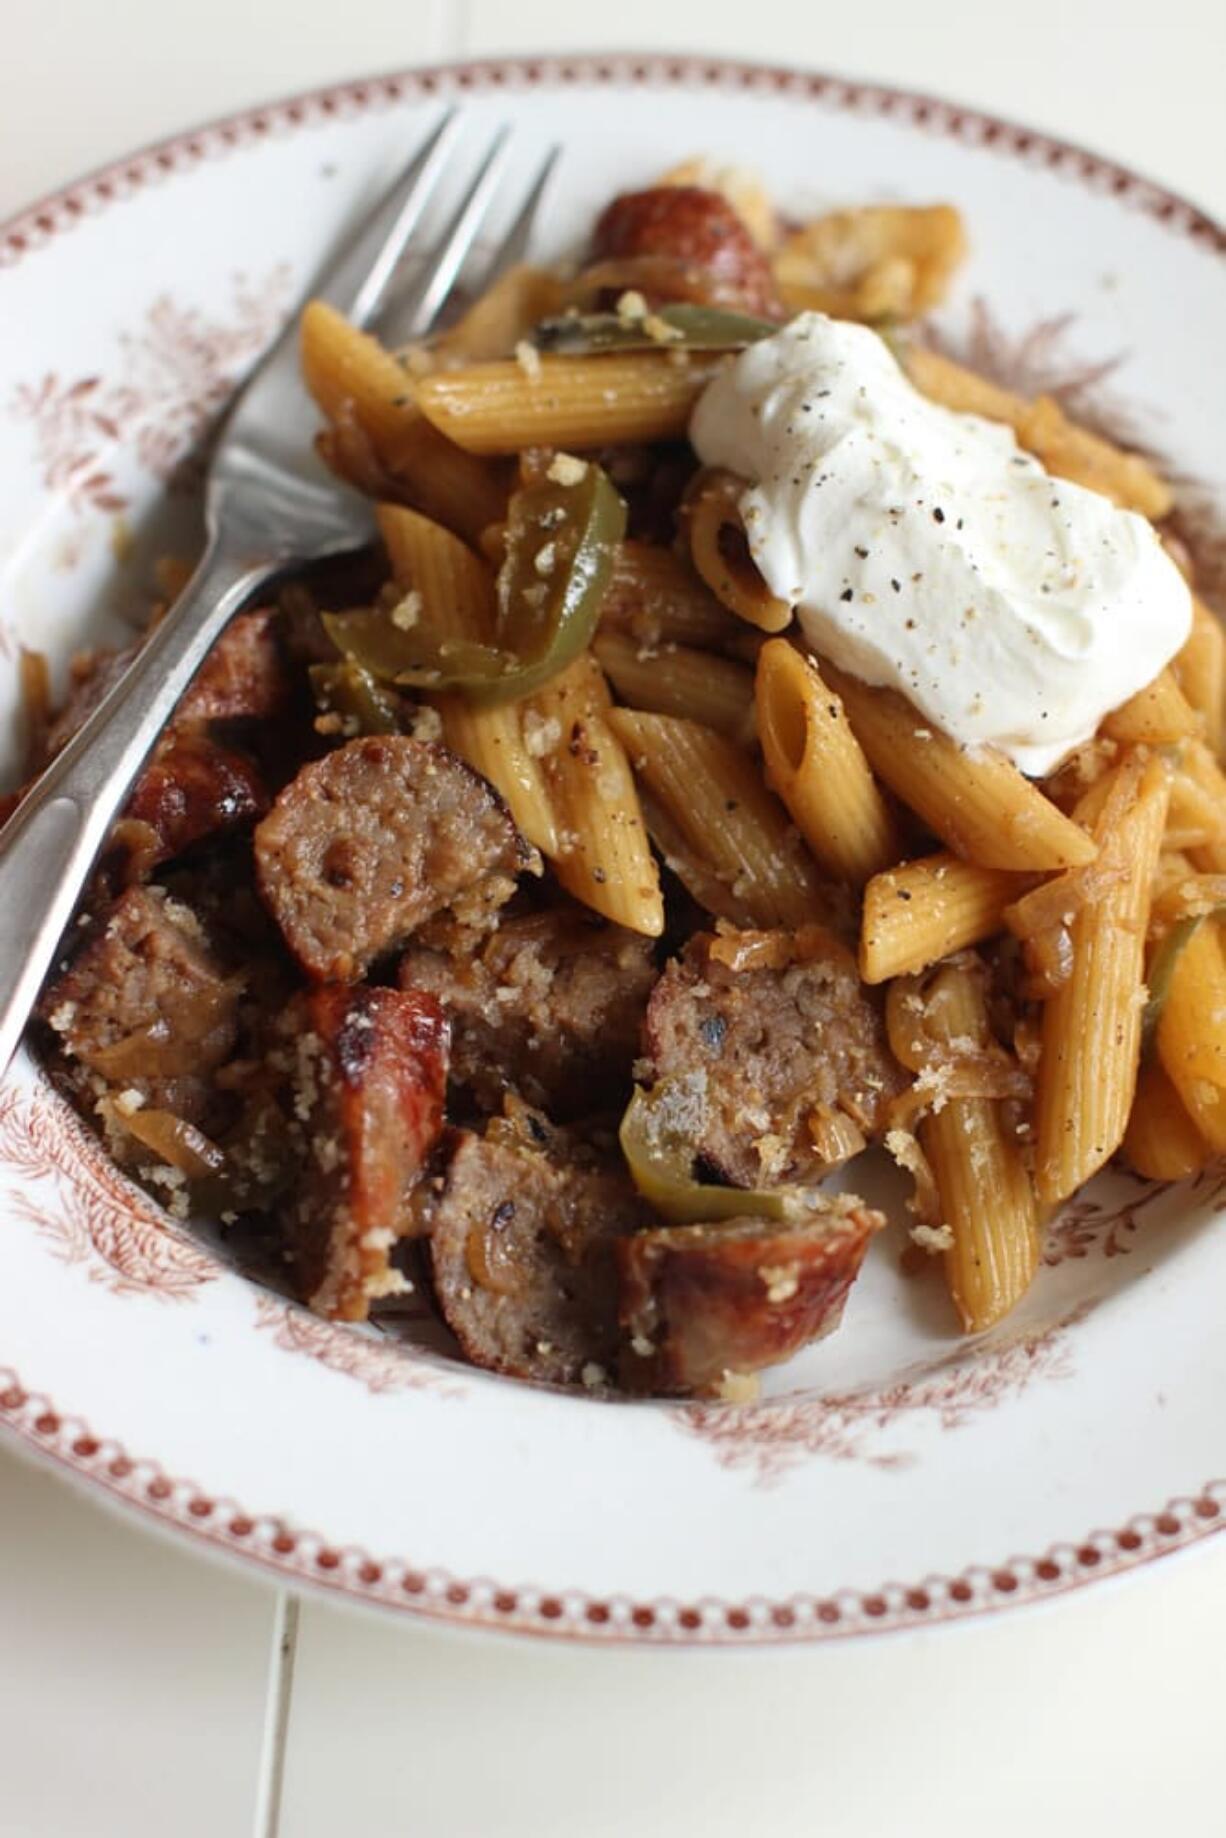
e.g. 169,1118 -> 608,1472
1,52 -> 1224,1643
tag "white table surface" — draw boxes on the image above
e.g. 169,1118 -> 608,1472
3,3 -> 1225,1833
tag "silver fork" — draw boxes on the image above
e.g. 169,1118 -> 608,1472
0,112 -> 560,1081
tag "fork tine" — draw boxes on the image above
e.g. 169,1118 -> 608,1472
399,125 -> 516,339
485,142 -> 563,277
322,107 -> 466,327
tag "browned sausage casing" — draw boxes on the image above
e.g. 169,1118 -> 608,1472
279,984 -> 449,1320
618,1202 -> 885,1396
591,185 -> 782,318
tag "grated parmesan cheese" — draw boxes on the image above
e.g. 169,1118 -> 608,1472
546,453 -> 587,486
389,589 -> 423,630
909,1222 -> 955,1254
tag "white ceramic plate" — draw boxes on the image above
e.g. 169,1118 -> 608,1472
2,54 -> 1224,1645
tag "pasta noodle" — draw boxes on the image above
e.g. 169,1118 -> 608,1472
600,541 -> 746,653
1101,668 -> 1201,745
774,204 -> 967,321
432,694 -> 560,859
301,298 -> 420,454
528,657 -> 664,936
823,661 -> 1098,872
1181,740 -> 1226,870
1033,754 -> 1170,1207
608,708 -> 831,930
414,352 -> 720,454
1122,1061 -> 1210,1181
377,506 -> 557,853
1164,755 -> 1226,854
755,640 -> 899,884
1174,599 -> 1226,758
1156,913 -> 1226,1152
593,629 -> 754,742
427,265 -> 571,364
377,503 -> 493,638
302,301 -> 508,545
860,852 -> 1025,984
686,472 -> 792,633
914,959 -> 1041,1332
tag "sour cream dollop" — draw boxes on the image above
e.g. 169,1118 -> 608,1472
690,314 -> 1191,776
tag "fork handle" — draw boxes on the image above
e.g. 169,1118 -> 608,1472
0,540 -> 270,1081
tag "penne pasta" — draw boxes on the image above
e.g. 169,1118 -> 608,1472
860,852 -> 1026,983
1149,868 -> 1226,934
1182,739 -> 1226,871
686,472 -> 792,633
1102,667 -> 1201,745
1174,599 -> 1226,758
755,640 -> 900,885
376,505 -> 557,853
635,788 -> 764,928
608,708 -> 831,930
600,541 -> 745,653
1164,757 -> 1226,854
1033,755 -> 1170,1207
377,503 -> 494,639
775,204 -> 967,322
432,693 -> 559,858
593,629 -> 754,742
414,351 -> 720,455
301,297 -> 420,454
903,343 -> 1173,519
528,656 -> 664,936
427,265 -> 570,364
1121,1060 -> 1211,1181
302,301 -> 507,545
1156,914 -> 1226,1151
822,662 -> 1098,872
916,959 -> 1041,1333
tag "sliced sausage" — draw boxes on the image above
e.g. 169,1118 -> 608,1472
419,1108 -> 649,1386
254,737 -> 525,981
38,884 -> 241,1121
399,904 -> 658,1120
37,610 -> 288,770
591,185 -> 782,318
175,607 -> 290,728
120,733 -> 268,871
617,1199 -> 885,1395
274,985 -> 449,1320
643,928 -> 907,1187
27,618 -> 278,882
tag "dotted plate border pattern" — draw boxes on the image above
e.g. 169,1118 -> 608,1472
1,1365 -> 1222,1643
1,52 -> 1225,1642
2,53 -> 1225,271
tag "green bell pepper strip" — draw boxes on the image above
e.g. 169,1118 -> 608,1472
1140,905 -> 1226,1056
531,303 -> 777,356
308,661 -> 409,735
619,1079 -> 818,1225
322,464 -> 626,707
